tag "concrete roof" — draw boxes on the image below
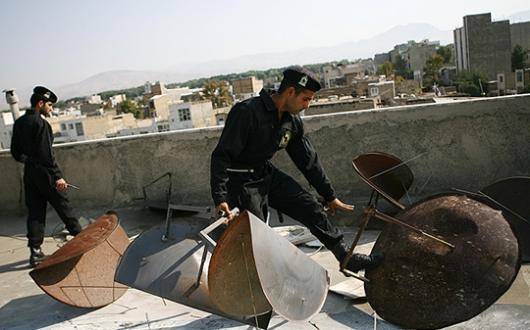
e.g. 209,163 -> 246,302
1,204 -> 530,329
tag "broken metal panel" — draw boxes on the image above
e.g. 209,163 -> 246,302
249,213 -> 329,321
209,212 -> 329,322
115,220 -> 272,329
208,214 -> 272,317
116,211 -> 328,329
365,194 -> 520,329
481,176 -> 530,262
352,152 -> 414,209
30,214 -> 129,308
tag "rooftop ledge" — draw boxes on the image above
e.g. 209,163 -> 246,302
1,94 -> 529,215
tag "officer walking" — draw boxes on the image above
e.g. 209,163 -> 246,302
211,67 -> 382,273
11,86 -> 82,267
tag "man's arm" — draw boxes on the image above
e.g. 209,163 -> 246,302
39,121 -> 64,183
210,103 -> 252,210
10,121 -> 26,163
286,122 -> 354,213
286,117 -> 336,202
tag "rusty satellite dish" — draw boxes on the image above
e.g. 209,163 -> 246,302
29,213 -> 129,308
114,220 -> 270,327
481,176 -> 530,262
208,211 -> 329,321
365,194 -> 521,329
352,152 -> 414,210
115,210 -> 328,329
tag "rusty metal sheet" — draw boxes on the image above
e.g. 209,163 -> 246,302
208,211 -> 329,322
481,177 -> 530,262
352,152 -> 414,210
30,214 -> 129,308
365,194 -> 520,329
114,220 -> 272,329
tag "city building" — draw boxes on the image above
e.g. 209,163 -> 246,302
115,118 -> 158,137
368,81 -> 396,103
231,76 -> 263,101
350,77 -> 384,97
53,113 -> 137,143
454,13 -> 530,94
87,94 -> 103,104
168,100 -> 215,130
374,53 -> 391,67
145,82 -> 192,119
144,81 -> 166,97
109,94 -> 127,107
510,21 -> 530,67
322,65 -> 344,88
454,13 -> 512,84
389,40 -> 439,81
213,106 -> 231,126
324,60 -> 378,88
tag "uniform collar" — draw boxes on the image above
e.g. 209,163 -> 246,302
259,88 -> 278,113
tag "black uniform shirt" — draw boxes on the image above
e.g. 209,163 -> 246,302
10,110 -> 63,181
210,89 -> 335,206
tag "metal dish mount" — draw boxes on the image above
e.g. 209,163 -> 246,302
115,209 -> 329,329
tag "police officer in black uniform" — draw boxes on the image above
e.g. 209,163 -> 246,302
211,66 -> 382,273
11,86 -> 82,267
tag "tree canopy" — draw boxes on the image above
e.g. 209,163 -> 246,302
512,44 -> 528,71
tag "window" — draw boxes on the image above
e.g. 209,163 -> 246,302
370,87 -> 379,96
61,123 -> 66,130
516,71 -> 523,83
178,108 -> 191,121
75,122 -> 84,136
499,75 -> 504,83
68,123 -> 74,130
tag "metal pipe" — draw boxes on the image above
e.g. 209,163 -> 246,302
3,89 -> 21,119
373,209 -> 455,249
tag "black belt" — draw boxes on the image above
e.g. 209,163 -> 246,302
226,162 -> 271,176
226,168 -> 255,174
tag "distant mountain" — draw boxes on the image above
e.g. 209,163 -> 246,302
55,70 -> 191,100
166,23 -> 453,78
509,10 -> 530,23
3,23 -> 453,108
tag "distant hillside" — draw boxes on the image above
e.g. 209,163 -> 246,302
3,22 -> 453,108
509,9 -> 530,23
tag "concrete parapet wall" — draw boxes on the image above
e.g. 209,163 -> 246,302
1,95 -> 529,215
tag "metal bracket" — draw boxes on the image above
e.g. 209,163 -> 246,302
199,208 -> 240,251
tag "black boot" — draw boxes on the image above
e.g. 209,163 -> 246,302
330,242 -> 383,272
29,247 -> 46,268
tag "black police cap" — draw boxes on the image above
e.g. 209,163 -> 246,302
33,86 -> 58,103
282,66 -> 321,92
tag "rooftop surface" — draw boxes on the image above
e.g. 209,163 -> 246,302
1,205 -> 530,329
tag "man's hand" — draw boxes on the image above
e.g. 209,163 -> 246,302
327,198 -> 354,216
55,178 -> 68,192
216,202 -> 235,222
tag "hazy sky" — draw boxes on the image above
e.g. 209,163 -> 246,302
1,0 -> 529,90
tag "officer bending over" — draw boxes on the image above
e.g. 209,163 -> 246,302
210,66 -> 382,273
11,86 -> 82,267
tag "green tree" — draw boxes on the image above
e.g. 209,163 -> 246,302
377,61 -> 394,77
202,80 -> 233,108
423,54 -> 445,86
394,55 -> 412,79
436,45 -> 453,64
512,44 -> 528,71
119,99 -> 143,118
455,71 -> 489,96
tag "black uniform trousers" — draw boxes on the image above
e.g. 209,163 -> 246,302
24,164 -> 81,248
227,164 -> 343,249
